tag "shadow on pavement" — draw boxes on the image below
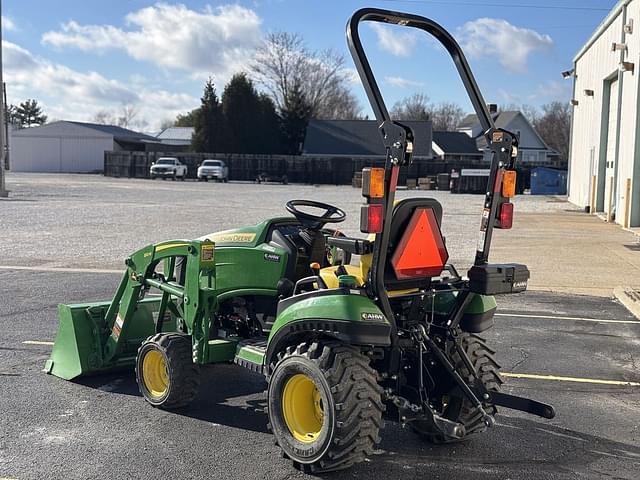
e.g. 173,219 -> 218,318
76,363 -> 269,434
74,365 -> 640,478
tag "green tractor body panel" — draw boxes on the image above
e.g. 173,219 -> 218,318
199,218 -> 291,295
44,297 -> 165,380
264,292 -> 392,367
433,291 -> 497,333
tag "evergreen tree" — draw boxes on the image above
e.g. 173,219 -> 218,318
279,84 -> 311,155
191,78 -> 224,153
15,99 -> 47,127
221,73 -> 281,153
174,108 -> 199,127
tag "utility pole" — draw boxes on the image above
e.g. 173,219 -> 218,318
0,0 -> 8,197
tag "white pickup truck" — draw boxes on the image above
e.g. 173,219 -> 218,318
150,157 -> 187,180
197,159 -> 229,182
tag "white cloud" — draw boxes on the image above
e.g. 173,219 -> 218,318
531,80 -> 572,102
2,16 -> 17,32
384,76 -> 424,88
497,80 -> 572,106
370,23 -> 417,57
457,18 -> 552,73
342,67 -> 361,85
42,3 -> 262,80
3,41 -> 198,131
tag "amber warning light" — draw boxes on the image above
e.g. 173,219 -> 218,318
362,168 -> 385,198
502,170 -> 517,198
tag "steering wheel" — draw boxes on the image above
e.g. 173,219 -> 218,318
285,200 -> 346,229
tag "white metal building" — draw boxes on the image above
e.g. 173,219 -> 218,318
568,0 -> 640,227
156,126 -> 194,146
10,121 -> 159,173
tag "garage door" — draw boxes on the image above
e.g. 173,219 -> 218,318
604,77 -> 618,220
11,137 -> 61,172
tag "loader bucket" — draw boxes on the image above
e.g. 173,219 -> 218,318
45,297 -> 163,380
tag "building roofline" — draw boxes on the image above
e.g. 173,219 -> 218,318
573,0 -> 629,63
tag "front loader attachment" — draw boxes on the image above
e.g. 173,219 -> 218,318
45,238 -> 216,381
45,297 -> 162,380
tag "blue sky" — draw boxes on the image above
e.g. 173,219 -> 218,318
2,0 -> 617,131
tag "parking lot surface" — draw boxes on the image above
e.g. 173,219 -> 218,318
1,174 -> 639,479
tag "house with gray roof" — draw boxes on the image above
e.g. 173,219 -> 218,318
10,120 -> 162,172
303,119 -> 483,166
303,119 -> 433,158
457,106 -> 559,167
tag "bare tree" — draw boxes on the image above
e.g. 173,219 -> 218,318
532,101 -> 571,164
117,104 -> 138,129
429,101 -> 465,131
93,110 -> 115,125
251,32 -> 360,119
390,93 -> 431,121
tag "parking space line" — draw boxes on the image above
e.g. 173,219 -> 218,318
22,340 -> 54,346
0,265 -> 121,274
496,312 -> 640,324
503,372 -> 640,386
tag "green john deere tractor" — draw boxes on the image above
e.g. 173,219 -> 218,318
46,8 -> 555,473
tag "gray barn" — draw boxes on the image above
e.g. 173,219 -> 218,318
10,121 -> 159,173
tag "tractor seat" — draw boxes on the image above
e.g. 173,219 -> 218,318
320,198 -> 447,293
319,262 -> 368,289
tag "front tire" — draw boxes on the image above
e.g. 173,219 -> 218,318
267,342 -> 383,473
412,332 -> 502,443
135,333 -> 200,409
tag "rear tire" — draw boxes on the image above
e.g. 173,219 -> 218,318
412,332 -> 502,443
135,333 -> 200,409
267,342 -> 383,473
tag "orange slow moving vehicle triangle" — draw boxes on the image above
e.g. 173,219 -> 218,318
390,208 -> 449,279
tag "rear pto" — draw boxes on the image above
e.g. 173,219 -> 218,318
46,8 -> 554,473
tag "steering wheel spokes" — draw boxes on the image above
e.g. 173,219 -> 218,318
285,200 -> 346,229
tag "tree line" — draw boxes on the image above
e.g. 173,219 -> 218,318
173,32 -> 363,155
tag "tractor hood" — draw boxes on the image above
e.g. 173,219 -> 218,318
198,217 -> 294,247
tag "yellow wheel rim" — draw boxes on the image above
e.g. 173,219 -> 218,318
282,374 -> 324,443
142,350 -> 169,398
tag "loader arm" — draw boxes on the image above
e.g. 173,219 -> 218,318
46,239 -> 217,380
103,240 -> 217,364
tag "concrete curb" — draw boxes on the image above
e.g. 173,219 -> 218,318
613,286 -> 640,320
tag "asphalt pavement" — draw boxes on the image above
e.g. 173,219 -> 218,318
1,269 -> 638,480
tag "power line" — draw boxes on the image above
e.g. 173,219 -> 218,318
377,0 -> 611,12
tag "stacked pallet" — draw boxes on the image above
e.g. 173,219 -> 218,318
418,177 -> 433,190
352,171 -> 363,188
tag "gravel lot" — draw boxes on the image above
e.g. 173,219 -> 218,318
0,173 -> 570,271
1,173 -> 638,480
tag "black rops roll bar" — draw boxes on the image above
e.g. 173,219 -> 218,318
346,8 -> 519,339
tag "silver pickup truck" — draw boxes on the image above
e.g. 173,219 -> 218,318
197,159 -> 229,182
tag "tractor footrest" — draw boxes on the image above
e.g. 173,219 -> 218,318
234,339 -> 267,373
